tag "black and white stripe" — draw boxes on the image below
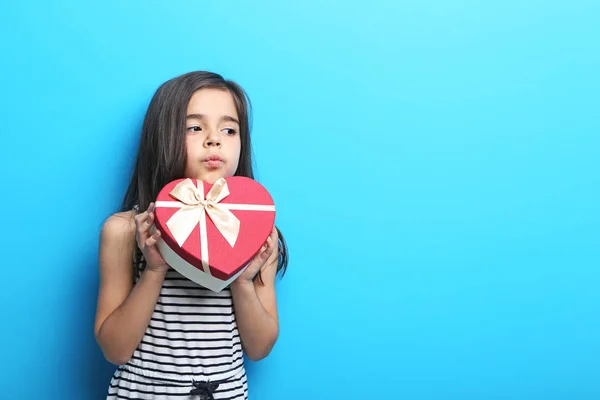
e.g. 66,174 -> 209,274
107,257 -> 248,399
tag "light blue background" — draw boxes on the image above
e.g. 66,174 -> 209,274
1,1 -> 598,399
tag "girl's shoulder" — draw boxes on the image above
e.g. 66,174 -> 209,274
100,210 -> 137,249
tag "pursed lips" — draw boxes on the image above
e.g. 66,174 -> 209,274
202,154 -> 225,168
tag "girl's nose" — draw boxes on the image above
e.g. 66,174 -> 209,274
204,131 -> 221,147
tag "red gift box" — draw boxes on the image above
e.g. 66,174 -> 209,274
152,176 -> 276,292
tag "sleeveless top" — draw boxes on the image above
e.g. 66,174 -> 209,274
106,248 -> 248,399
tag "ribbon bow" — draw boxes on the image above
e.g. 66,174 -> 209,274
165,178 -> 240,273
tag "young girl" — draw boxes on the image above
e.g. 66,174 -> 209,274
94,71 -> 288,399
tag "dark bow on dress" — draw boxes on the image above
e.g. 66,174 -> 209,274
190,379 -> 220,400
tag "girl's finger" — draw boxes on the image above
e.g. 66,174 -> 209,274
265,243 -> 274,254
135,203 -> 154,225
139,216 -> 155,234
145,209 -> 154,225
138,223 -> 151,236
265,245 -> 274,257
255,245 -> 266,258
143,204 -> 157,229
135,211 -> 148,227
146,230 -> 161,247
137,221 -> 152,245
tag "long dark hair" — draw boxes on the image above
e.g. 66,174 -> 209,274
121,71 -> 288,281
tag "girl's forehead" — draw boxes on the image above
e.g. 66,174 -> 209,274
187,88 -> 238,118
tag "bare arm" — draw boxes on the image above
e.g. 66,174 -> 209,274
94,205 -> 168,365
230,228 -> 280,361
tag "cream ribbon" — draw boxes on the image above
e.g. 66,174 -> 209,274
154,178 -> 275,275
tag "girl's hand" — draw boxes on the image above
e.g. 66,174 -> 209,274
233,227 -> 277,286
134,202 -> 169,274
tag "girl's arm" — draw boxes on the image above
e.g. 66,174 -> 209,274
94,208 -> 167,365
230,228 -> 281,361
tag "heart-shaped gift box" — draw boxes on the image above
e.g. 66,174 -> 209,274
152,176 -> 276,292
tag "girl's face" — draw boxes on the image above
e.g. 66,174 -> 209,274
184,88 -> 242,184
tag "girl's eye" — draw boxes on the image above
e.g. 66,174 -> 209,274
223,128 -> 237,135
187,126 -> 202,133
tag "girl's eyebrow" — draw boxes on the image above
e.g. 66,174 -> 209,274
186,114 -> 240,125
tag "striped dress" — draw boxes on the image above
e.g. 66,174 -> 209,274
107,251 -> 248,399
